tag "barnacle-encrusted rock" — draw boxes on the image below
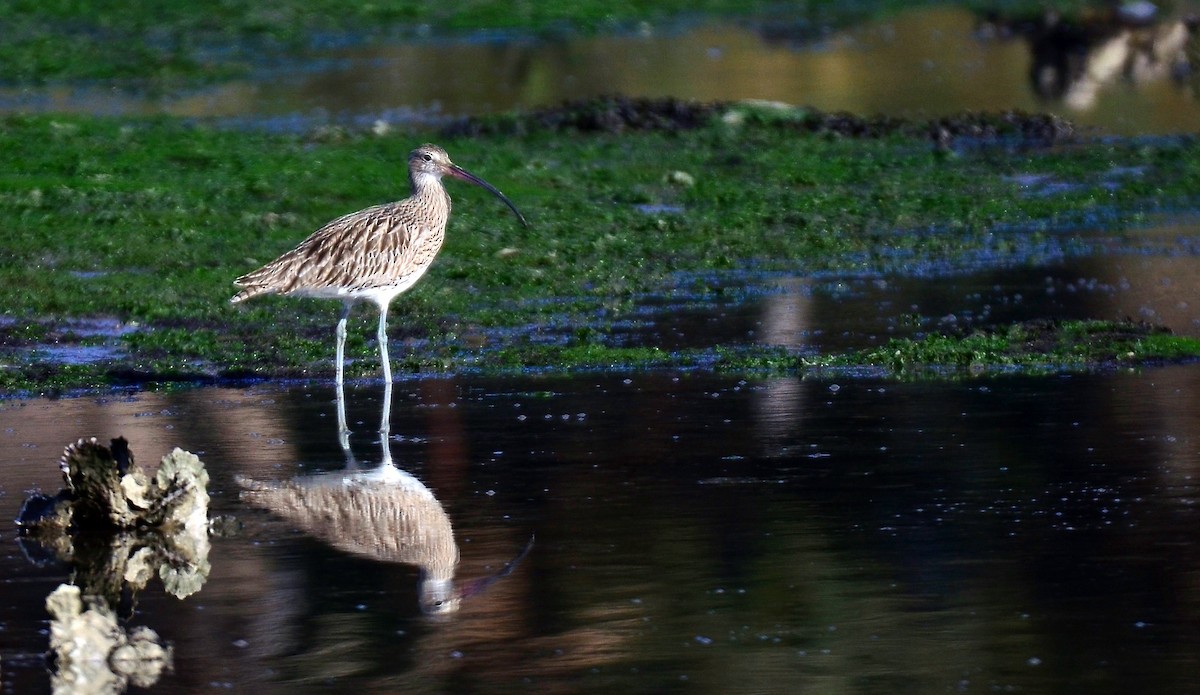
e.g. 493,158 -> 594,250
53,437 -> 210,533
17,438 -> 212,600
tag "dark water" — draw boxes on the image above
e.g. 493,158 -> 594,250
2,369 -> 1200,693
3,7 -> 1197,134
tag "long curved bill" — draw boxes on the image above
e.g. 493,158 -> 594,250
456,534 -> 536,602
446,164 -> 529,228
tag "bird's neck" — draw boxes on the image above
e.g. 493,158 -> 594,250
409,172 -> 452,214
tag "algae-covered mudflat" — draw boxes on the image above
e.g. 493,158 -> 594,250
2,97 -> 1199,391
2,0 -> 1200,393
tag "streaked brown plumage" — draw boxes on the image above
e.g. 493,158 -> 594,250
231,143 -> 526,396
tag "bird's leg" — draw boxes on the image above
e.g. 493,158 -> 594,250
335,302 -> 352,445
377,303 -> 393,435
377,303 -> 393,386
336,302 -> 352,387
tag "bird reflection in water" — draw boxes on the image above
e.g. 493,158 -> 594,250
239,378 -> 531,615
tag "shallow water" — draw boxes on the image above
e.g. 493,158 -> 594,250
3,365 -> 1200,693
3,7 -> 1197,135
581,220 -> 1200,358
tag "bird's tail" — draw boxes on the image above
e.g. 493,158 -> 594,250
229,282 -> 274,305
230,262 -> 282,304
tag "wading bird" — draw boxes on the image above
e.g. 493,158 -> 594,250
231,144 -> 527,393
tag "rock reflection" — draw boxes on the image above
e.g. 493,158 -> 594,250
984,7 -> 1198,110
46,584 -> 173,695
239,379 -> 529,615
753,277 -> 813,458
757,277 -> 813,350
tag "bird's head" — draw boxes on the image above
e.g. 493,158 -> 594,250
409,144 -> 528,227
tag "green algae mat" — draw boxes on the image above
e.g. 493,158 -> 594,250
2,99 -> 1199,391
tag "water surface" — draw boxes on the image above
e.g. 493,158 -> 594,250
4,7 -> 1197,134
2,366 -> 1200,693
596,220 -> 1200,357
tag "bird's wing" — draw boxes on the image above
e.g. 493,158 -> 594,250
234,203 -> 435,298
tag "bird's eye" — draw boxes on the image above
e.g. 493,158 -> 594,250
423,153 -> 433,161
